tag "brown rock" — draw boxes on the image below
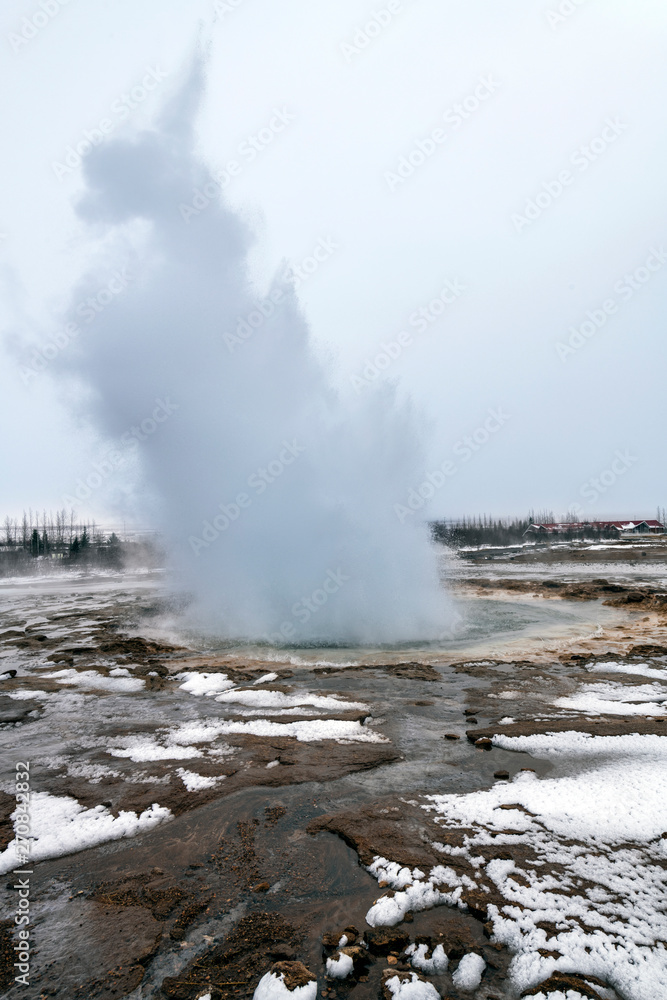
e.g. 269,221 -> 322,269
254,882 -> 270,893
441,925 -> 478,960
443,733 -> 461,740
474,737 -> 493,749
521,972 -> 609,999
365,928 -> 410,955
271,961 -> 317,991
493,771 -> 510,780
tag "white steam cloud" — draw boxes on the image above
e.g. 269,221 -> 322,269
57,58 -> 451,646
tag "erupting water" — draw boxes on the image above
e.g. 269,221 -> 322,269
57,58 -> 451,645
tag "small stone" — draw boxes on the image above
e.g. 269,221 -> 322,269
467,718 -> 478,725
254,882 -> 270,893
475,738 -> 493,750
493,770 -> 510,780
464,708 -> 480,716
404,913 -> 413,923
379,880 -> 389,888
443,733 -> 461,740
387,956 -> 398,965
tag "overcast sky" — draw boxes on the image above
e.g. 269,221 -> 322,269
1,0 -> 666,525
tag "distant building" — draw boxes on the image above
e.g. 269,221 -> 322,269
525,520 -> 664,536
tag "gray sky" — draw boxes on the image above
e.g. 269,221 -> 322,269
2,0 -> 667,525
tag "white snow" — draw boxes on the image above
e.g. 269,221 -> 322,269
451,953 -> 485,991
210,719 -> 384,743
588,660 -> 667,681
176,768 -> 225,791
530,993 -> 587,1000
326,952 -> 354,978
0,792 -> 171,873
384,972 -> 440,1000
178,672 -> 236,696
554,681 -> 667,716
40,668 -> 145,692
253,971 -> 317,1000
7,689 -> 50,700
216,689 -> 368,712
109,737 -> 204,761
254,672 -> 279,684
365,732 -> 667,999
405,943 -> 448,974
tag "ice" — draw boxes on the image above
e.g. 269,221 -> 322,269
254,672 -> 279,684
178,672 -> 236,696
326,952 -> 354,978
451,953 -> 485,990
253,971 -> 317,1000
0,792 -> 171,873
384,972 -> 440,1000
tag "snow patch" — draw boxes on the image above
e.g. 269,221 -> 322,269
326,952 -> 354,978
176,769 -> 225,791
178,672 -> 235,696
451,953 -> 485,991
405,943 -> 448,974
216,689 -> 368,712
211,719 -> 384,743
253,971 -> 317,1000
0,792 -> 171,873
384,972 -> 440,1000
40,669 -> 145,693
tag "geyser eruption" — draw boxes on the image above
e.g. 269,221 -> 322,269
59,59 -> 451,645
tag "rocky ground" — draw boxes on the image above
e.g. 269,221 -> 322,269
0,563 -> 666,999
